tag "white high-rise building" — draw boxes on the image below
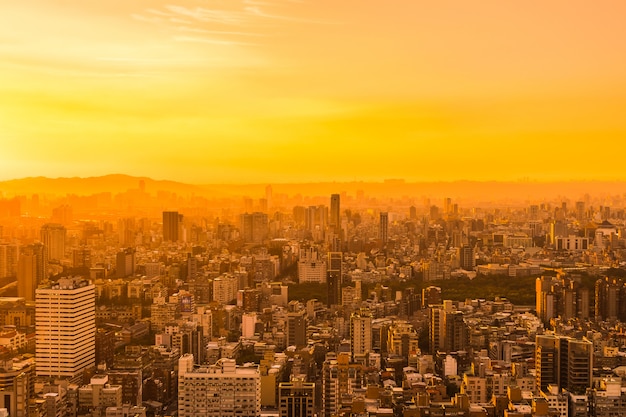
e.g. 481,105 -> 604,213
36,277 -> 95,384
178,354 -> 260,417
350,309 -> 372,361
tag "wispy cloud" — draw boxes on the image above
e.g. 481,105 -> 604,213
132,0 -> 329,47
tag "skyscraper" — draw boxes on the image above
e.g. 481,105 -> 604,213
240,212 -> 269,244
17,243 -> 47,302
0,243 -> 19,279
162,211 -> 182,242
458,245 -> 475,271
116,248 -> 136,278
287,310 -> 307,348
36,277 -> 96,384
350,309 -> 372,361
330,194 -> 340,229
327,252 -> 342,307
379,212 -> 388,246
40,223 -> 66,261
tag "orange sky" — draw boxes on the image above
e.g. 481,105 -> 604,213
1,0 -> 626,183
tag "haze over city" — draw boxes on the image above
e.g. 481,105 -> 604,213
4,2 -> 626,417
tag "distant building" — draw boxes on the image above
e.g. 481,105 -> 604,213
329,194 -> 340,229
115,248 -> 135,278
162,211 -> 182,242
379,212 -> 388,246
350,309 -> 372,361
458,245 -> 475,271
327,252 -> 342,307
240,212 -> 269,244
298,247 -> 326,284
0,243 -> 19,279
40,223 -> 66,261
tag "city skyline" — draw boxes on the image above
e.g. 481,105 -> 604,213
2,1 -> 626,183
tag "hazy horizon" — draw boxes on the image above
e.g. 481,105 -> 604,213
2,1 -> 626,183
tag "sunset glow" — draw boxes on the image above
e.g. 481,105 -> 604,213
2,0 -> 626,183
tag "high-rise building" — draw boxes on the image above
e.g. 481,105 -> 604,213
36,277 -> 96,384
265,185 -> 273,210
305,206 -> 328,236
287,310 -> 307,348
178,354 -> 260,417
72,246 -> 91,269
330,194 -> 340,229
279,379 -> 315,417
17,252 -> 36,302
321,353 -> 363,417
428,305 -> 446,355
162,211 -> 182,242
535,335 -> 592,395
116,248 -> 135,278
327,252 -> 342,307
0,357 -> 34,417
240,212 -> 269,244
17,243 -> 48,302
298,247 -> 326,284
595,277 -> 622,321
458,245 -> 475,270
444,311 -> 469,352
379,212 -> 388,246
40,223 -> 66,261
0,243 -> 19,279
350,309 -> 372,361
387,321 -> 419,358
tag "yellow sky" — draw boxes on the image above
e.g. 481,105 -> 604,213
1,0 -> 626,183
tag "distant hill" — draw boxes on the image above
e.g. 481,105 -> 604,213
0,174 -> 206,196
1,175 -> 626,204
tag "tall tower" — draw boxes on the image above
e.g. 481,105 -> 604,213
0,243 -> 19,279
17,252 -> 37,302
379,212 -> 388,246
287,310 -> 307,348
240,212 -> 269,244
327,252 -> 342,307
350,309 -> 372,361
330,194 -> 340,229
116,248 -> 136,278
36,277 -> 96,384
458,245 -> 475,271
162,211 -> 181,242
40,223 -> 66,261
17,243 -> 48,302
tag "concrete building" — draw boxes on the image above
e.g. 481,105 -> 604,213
327,252 -> 342,307
36,277 -> 96,384
279,379 -> 315,417
162,211 -> 182,242
178,354 -> 261,417
40,223 -> 66,261
350,309 -> 372,361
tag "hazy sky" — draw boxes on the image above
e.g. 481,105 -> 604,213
1,1 -> 625,183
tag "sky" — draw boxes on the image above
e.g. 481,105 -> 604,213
1,0 -> 626,184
